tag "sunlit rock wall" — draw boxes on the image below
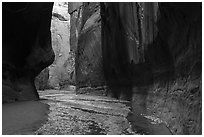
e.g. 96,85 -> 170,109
101,2 -> 201,135
2,3 -> 54,102
35,2 -> 75,90
48,2 -> 70,89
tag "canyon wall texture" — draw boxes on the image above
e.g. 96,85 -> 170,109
48,2 -> 73,89
101,2 -> 201,135
35,67 -> 49,90
3,2 -> 54,103
69,2 -> 105,90
35,2 -> 75,90
68,2 -> 83,52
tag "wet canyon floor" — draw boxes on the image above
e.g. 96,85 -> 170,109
34,89 -> 172,135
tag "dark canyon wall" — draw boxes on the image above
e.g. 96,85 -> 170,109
101,2 -> 201,134
2,3 -> 54,103
69,2 -> 105,90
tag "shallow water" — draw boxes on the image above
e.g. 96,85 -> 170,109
2,101 -> 49,135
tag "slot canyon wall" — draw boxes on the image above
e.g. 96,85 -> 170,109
2,2 -> 54,103
36,2 -> 104,91
35,2 -> 75,90
69,2 -> 105,91
101,2 -> 202,135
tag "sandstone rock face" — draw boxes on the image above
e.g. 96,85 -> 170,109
101,2 -> 201,134
143,3 -> 201,135
35,2 -> 75,90
69,2 -> 105,89
68,2 -> 83,52
3,2 -> 54,103
48,2 -> 71,89
35,68 -> 49,90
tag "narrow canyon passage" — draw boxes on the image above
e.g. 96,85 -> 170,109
2,2 -> 202,135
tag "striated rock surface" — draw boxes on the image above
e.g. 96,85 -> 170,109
139,3 -> 202,134
101,2 -> 201,135
3,2 -> 54,103
69,2 -> 105,90
68,2 -> 83,52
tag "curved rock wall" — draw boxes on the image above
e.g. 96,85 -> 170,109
35,2 -> 75,90
3,2 -> 54,103
35,67 -> 49,90
48,2 -> 72,89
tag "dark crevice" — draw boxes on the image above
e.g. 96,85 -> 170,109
52,12 -> 67,21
